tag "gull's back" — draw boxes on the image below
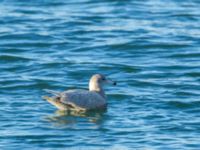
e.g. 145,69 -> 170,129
60,90 -> 106,110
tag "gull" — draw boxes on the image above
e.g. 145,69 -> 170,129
43,74 -> 116,111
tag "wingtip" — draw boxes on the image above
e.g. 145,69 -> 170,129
43,89 -> 49,92
43,89 -> 50,93
43,89 -> 60,96
42,95 -> 49,100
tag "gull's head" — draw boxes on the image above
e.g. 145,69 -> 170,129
89,74 -> 116,90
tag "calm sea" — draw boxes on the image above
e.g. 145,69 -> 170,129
0,0 -> 200,149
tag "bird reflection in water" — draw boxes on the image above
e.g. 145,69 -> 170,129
44,109 -> 107,127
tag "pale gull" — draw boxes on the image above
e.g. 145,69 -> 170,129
43,74 -> 116,111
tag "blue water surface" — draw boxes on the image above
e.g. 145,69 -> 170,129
0,0 -> 200,149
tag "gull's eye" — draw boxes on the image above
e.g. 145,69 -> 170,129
102,78 -> 106,81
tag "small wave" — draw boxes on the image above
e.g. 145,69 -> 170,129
0,54 -> 32,62
184,72 -> 200,77
167,100 -> 200,109
168,53 -> 200,58
169,13 -> 199,21
107,42 -> 190,50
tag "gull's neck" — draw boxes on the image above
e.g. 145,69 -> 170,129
89,81 -> 105,98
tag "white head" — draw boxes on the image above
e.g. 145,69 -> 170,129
89,74 -> 116,97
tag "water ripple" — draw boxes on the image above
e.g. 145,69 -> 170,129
0,0 -> 200,149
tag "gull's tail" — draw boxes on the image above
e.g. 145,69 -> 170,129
43,89 -> 61,97
42,96 -> 68,110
